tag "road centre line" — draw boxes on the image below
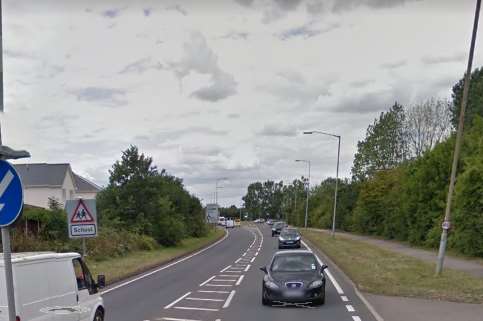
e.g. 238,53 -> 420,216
352,317 -> 362,321
235,275 -> 244,286
200,276 -> 216,287
341,296 -> 349,302
346,305 -> 355,312
174,307 -> 219,312
222,290 -> 236,308
102,230 -> 229,294
301,240 -> 345,295
164,292 -> 191,309
197,290 -> 229,294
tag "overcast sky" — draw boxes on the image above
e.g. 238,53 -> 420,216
2,0 -> 482,206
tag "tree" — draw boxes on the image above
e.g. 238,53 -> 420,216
405,99 -> 452,158
352,102 -> 408,181
451,67 -> 483,129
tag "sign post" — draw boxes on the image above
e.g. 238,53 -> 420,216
65,198 -> 97,257
0,160 -> 26,321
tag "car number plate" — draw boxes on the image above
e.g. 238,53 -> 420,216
284,290 -> 304,297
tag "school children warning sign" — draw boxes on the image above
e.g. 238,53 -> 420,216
65,199 -> 97,238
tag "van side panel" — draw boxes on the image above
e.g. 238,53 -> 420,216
46,259 -> 79,320
15,262 -> 51,321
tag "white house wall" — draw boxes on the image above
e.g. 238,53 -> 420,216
23,187 -> 63,209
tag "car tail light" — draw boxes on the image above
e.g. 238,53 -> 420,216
16,317 -> 21,321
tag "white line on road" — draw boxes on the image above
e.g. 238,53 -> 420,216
341,296 -> 349,302
250,257 -> 255,263
197,290 -> 230,294
222,290 -> 236,308
185,297 -> 224,302
102,230 -> 229,294
346,305 -> 355,312
164,292 -> 191,309
220,265 -> 232,273
352,316 -> 362,321
244,264 -> 251,272
211,279 -> 237,282
199,276 -> 216,287
254,252 -> 259,256
301,240 -> 345,295
157,318 -> 201,321
174,307 -> 219,312
218,275 -> 238,278
235,275 -> 244,286
205,284 -> 233,287
222,271 -> 242,273
235,258 -> 242,263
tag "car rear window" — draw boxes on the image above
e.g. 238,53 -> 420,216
271,254 -> 317,272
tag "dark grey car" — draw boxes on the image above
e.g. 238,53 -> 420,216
260,250 -> 327,306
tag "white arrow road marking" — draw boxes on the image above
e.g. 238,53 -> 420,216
0,170 -> 14,211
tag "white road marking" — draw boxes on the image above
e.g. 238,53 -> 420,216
197,290 -> 229,294
220,265 -> 232,273
235,258 -> 242,263
185,297 -> 224,302
174,307 -> 219,312
218,275 -> 237,278
352,316 -> 362,321
102,230 -> 229,294
301,240 -> 345,295
341,296 -> 349,302
223,271 -> 242,273
156,318 -> 201,321
222,290 -> 236,308
211,279 -> 237,282
205,284 -> 233,287
254,252 -> 259,256
250,257 -> 255,263
164,292 -> 191,309
199,276 -> 216,287
235,275 -> 244,286
244,264 -> 251,272
346,305 -> 355,312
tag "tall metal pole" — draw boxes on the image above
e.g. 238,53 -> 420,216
215,180 -> 218,205
1,1 -> 18,319
436,0 -> 481,276
304,161 -> 310,228
331,136 -> 341,237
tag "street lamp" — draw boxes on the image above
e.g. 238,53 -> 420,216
304,130 -> 341,237
295,159 -> 310,228
215,177 -> 228,205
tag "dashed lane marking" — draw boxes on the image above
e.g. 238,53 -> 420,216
235,275 -> 244,286
352,317 -> 362,321
220,265 -> 232,273
346,305 -> 355,312
164,292 -> 192,309
250,257 -> 255,263
222,290 -> 236,308
244,264 -> 251,272
341,296 -> 349,302
200,276 -> 216,286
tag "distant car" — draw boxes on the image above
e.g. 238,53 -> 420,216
260,218 -> 266,223
260,250 -> 327,306
271,222 -> 285,236
278,228 -> 301,249
226,219 -> 235,228
254,218 -> 261,223
267,219 -> 274,225
218,216 -> 226,226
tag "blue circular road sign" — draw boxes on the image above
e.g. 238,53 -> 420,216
0,160 -> 24,227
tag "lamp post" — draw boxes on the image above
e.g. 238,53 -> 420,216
304,131 -> 341,237
295,159 -> 310,228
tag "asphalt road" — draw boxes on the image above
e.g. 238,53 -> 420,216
103,224 -> 378,321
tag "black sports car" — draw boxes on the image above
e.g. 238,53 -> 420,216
260,250 -> 327,306
278,228 -> 301,249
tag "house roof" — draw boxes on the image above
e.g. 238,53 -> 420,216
14,163 -> 71,187
73,173 -> 102,192
13,163 -> 102,192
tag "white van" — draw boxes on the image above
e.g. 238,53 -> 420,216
225,219 -> 235,228
218,216 -> 226,226
0,252 -> 105,321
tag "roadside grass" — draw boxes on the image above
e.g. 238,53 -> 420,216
87,228 -> 225,285
302,229 -> 483,304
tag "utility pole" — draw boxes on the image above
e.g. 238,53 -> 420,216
436,0 -> 481,275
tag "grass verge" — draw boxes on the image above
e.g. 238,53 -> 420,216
87,228 -> 225,285
302,229 -> 483,303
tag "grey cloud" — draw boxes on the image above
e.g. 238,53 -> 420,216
227,113 -> 240,119
332,0 -> 418,12
119,57 -> 163,74
350,79 -> 374,88
166,5 -> 188,16
277,71 -> 306,84
143,8 -> 152,16
306,0 -> 325,14
278,22 -> 340,40
325,90 -> 399,114
258,124 -> 298,137
274,0 -> 304,11
220,31 -> 249,40
102,8 -> 122,18
169,32 -> 237,102
381,60 -> 407,69
71,87 -> 128,107
234,0 -> 255,6
421,53 -> 466,65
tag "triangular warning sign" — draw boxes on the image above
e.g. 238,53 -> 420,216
70,199 -> 94,223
